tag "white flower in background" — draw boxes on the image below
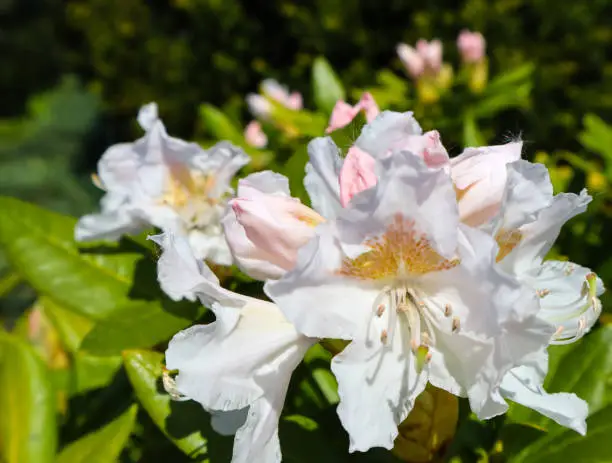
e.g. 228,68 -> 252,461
75,102 -> 249,265
151,233 -> 313,463
265,149 -> 552,452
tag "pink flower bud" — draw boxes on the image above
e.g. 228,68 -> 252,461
223,172 -> 324,279
457,30 -> 486,63
339,147 -> 378,207
244,121 -> 268,148
286,92 -> 303,111
326,93 -> 380,134
397,43 -> 425,78
416,39 -> 443,72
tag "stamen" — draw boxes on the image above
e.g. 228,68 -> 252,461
444,303 -> 452,317
452,317 -> 460,333
162,368 -> 186,401
536,289 -> 550,298
380,329 -> 388,344
421,332 -> 431,346
376,304 -> 385,317
554,326 -> 564,337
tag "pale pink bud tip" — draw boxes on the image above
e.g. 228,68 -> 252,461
325,93 -> 380,134
244,121 -> 268,148
457,30 -> 486,63
339,146 -> 378,207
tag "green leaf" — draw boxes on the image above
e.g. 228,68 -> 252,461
199,104 -> 243,144
123,350 -> 232,460
509,405 -> 612,463
72,354 -> 123,395
462,112 -> 485,147
312,56 -> 346,114
579,113 -> 612,164
80,300 -> 204,356
508,325 -> 612,432
56,404 -> 138,463
0,333 -> 57,463
41,297 -> 93,353
0,196 -> 153,320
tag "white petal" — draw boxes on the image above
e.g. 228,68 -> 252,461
494,160 -> 553,231
166,300 -> 311,413
75,204 -> 145,242
265,223 -> 376,340
238,171 -> 291,197
355,111 -> 423,158
525,260 -> 604,342
137,102 -> 159,131
504,190 -> 592,273
332,324 -> 427,452
304,137 -> 343,218
501,364 -> 587,434
188,229 -> 233,266
96,143 -> 141,193
192,141 -> 250,198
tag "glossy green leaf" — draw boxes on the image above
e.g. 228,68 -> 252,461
312,56 -> 345,114
80,300 -> 204,356
199,104 -> 243,144
0,196 -> 154,320
508,325 -> 612,432
56,404 -> 138,463
41,297 -> 93,352
72,354 -> 123,395
509,405 -> 612,463
0,333 -> 57,463
462,112 -> 485,147
123,350 -> 229,460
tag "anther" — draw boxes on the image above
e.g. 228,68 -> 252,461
553,326 -> 564,338
536,289 -> 550,298
452,317 -> 460,333
444,304 -> 452,317
410,339 -> 419,353
376,304 -> 385,317
381,329 -> 388,344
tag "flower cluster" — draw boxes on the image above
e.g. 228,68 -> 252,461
75,103 -> 249,264
79,100 -> 603,462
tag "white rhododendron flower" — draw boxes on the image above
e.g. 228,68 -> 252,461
151,233 -> 313,463
265,148 -> 552,452
75,103 -> 249,264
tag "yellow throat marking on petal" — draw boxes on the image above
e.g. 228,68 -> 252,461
294,208 -> 325,227
495,228 -> 522,262
337,214 -> 460,281
160,166 -> 217,209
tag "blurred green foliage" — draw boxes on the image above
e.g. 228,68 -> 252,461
2,0 -> 612,462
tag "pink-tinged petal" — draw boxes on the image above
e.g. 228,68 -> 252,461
244,121 -> 268,148
417,39 -> 443,72
357,92 -> 380,122
326,100 -> 361,134
223,172 -> 324,280
451,142 -> 523,227
339,146 -> 377,207
421,130 -> 450,167
304,137 -> 343,218
457,30 -> 486,64
286,92 -> 303,110
397,43 -> 425,78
